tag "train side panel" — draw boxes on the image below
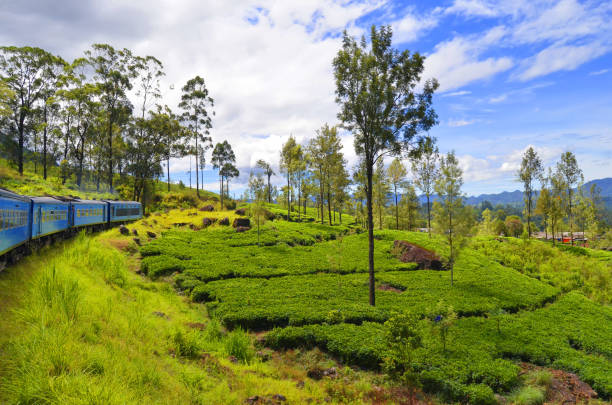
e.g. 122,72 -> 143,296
0,190 -> 31,256
71,201 -> 108,227
31,197 -> 70,239
108,201 -> 142,223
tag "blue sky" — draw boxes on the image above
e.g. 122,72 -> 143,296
1,0 -> 610,196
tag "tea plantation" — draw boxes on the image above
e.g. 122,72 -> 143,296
140,215 -> 612,403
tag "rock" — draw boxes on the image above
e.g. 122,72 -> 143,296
219,217 -> 230,226
152,311 -> 168,319
235,208 -> 246,215
392,240 -> 443,270
296,381 -> 305,389
146,231 -> 157,238
246,396 -> 260,405
133,237 -> 141,246
271,394 -> 286,402
132,228 -> 138,236
187,212 -> 197,216
119,225 -> 129,235
306,368 -> 324,380
200,205 -> 215,212
236,226 -> 250,233
202,218 -> 217,228
228,355 -> 239,363
233,218 -> 250,228
256,350 -> 272,362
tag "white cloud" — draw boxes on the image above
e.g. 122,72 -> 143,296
589,68 -> 610,76
448,119 -> 476,127
424,27 -> 513,91
442,90 -> 471,97
391,11 -> 438,43
489,94 -> 507,103
518,42 -> 609,81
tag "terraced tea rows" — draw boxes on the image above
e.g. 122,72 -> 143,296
140,219 -> 612,403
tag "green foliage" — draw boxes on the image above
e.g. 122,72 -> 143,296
172,329 -> 201,359
383,312 -> 423,378
509,386 -> 545,405
223,328 -> 254,364
472,236 -> 611,303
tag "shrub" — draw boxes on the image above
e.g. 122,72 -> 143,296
171,329 -> 201,359
510,386 -> 545,405
224,328 -> 253,363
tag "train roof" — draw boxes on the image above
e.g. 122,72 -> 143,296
70,199 -> 108,205
29,196 -> 70,205
103,200 -> 141,205
0,188 -> 31,202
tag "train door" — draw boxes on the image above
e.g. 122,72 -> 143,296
36,207 -> 42,236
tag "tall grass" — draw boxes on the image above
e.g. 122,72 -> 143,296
0,230 -> 330,404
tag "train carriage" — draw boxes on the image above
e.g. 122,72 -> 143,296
30,197 -> 70,239
106,201 -> 142,223
71,199 -> 107,228
0,189 -> 31,258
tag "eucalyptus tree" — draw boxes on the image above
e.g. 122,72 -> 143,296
86,44 -> 138,192
433,152 -> 472,286
37,53 -> 66,179
517,147 -> 543,238
221,162 -> 240,200
0,46 -> 57,174
125,113 -> 165,213
333,25 -> 438,305
373,160 -> 390,230
152,105 -> 186,191
556,152 -> 583,245
211,140 -> 236,208
387,158 -> 407,230
248,171 -> 266,246
279,136 -> 298,217
256,159 -> 275,203
179,75 -> 214,198
410,136 -> 439,237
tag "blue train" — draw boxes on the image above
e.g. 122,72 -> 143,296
0,188 -> 142,270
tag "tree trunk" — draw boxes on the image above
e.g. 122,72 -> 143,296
107,113 -> 113,192
394,184 -> 399,230
267,173 -> 272,203
426,194 -> 431,237
287,175 -> 291,221
167,156 -> 171,192
527,194 -> 531,239
195,134 -> 200,198
327,188 -> 332,226
18,113 -> 25,175
366,160 -> 375,306
219,176 -> 223,209
568,190 -> 573,246
43,105 -> 48,180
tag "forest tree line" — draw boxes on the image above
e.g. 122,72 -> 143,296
0,45 -> 240,211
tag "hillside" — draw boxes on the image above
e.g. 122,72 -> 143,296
1,202 -> 611,404
419,177 -> 612,208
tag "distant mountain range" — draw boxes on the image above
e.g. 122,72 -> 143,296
418,178 -> 612,208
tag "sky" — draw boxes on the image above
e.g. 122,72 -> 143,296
1,0 -> 611,196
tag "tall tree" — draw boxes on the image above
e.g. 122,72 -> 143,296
333,26 -> 438,305
535,174 -> 552,241
517,147 -> 543,238
279,136 -> 298,219
211,140 -> 235,208
86,44 -> 138,192
256,159 -> 275,203
399,182 -> 420,231
556,152 -> 583,245
410,136 -> 439,237
549,168 -> 567,244
433,152 -> 472,286
373,160 -> 390,230
221,162 -> 239,199
179,76 -> 214,198
36,54 -> 66,179
387,158 -> 407,230
248,171 -> 266,246
0,46 -> 55,174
